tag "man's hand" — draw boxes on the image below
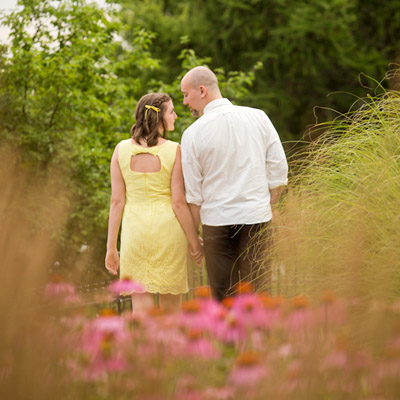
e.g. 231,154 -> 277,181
270,186 -> 285,205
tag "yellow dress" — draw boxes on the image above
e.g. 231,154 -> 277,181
118,138 -> 189,294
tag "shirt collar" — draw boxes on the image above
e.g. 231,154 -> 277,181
203,98 -> 232,114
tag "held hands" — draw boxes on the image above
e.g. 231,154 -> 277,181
190,236 -> 204,267
105,248 -> 119,275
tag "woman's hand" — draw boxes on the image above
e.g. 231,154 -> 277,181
105,249 -> 120,275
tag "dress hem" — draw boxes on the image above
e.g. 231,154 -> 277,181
147,289 -> 189,295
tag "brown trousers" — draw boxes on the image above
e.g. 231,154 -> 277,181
202,222 -> 272,301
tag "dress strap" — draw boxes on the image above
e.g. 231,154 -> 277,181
131,146 -> 160,157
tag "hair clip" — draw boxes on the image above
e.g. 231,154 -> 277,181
144,105 -> 161,122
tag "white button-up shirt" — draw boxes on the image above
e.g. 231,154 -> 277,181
181,98 -> 288,226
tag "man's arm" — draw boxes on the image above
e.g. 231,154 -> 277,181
263,113 -> 288,202
189,203 -> 201,231
270,185 -> 285,205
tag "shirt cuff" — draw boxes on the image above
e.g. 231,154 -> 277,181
268,180 -> 288,189
185,195 -> 203,206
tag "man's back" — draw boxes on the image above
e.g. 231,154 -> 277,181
181,98 -> 288,226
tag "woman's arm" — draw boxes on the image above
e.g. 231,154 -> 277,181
171,145 -> 203,266
105,144 -> 126,275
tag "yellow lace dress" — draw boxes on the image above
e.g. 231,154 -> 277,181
118,138 -> 189,294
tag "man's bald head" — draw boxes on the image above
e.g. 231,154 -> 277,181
181,66 -> 222,117
182,66 -> 219,93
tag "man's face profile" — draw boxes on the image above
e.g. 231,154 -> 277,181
181,78 -> 202,117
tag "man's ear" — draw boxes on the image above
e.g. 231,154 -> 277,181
199,85 -> 207,98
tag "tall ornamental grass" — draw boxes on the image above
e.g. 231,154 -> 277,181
274,81 -> 400,300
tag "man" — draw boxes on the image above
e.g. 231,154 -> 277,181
180,66 -> 288,301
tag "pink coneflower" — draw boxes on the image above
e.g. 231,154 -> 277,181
194,286 -> 212,298
229,352 -> 268,386
285,295 -> 314,335
232,293 -> 269,330
234,281 -> 254,295
108,277 -> 145,296
44,274 -> 76,301
136,342 -> 160,359
318,295 -> 347,329
124,309 -> 149,332
321,291 -> 336,305
81,353 -> 126,381
277,343 -> 292,358
203,386 -> 236,399
291,295 -> 310,309
175,375 -> 202,400
258,293 -> 284,329
384,335 -> 400,360
352,349 -> 372,370
182,299 -> 203,314
259,294 -> 285,310
149,323 -> 186,348
179,297 -> 224,334
178,299 -> 208,331
80,332 -> 127,381
92,313 -> 126,335
222,297 -> 235,309
175,389 -> 203,400
213,310 -> 246,344
320,350 -> 348,370
79,309 -> 130,380
182,329 -> 220,360
201,298 -> 227,331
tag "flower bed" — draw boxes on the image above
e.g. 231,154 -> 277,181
30,279 -> 400,399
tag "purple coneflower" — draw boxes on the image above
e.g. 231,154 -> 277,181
182,329 -> 220,360
229,351 -> 268,386
44,274 -> 77,302
108,277 -> 145,296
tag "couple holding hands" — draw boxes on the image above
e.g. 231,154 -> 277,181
105,66 -> 288,311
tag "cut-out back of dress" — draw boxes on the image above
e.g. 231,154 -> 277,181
130,153 -> 161,173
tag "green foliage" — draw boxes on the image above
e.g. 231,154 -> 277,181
118,0 -> 400,142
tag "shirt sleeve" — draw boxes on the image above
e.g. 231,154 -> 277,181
263,114 -> 289,189
181,130 -> 204,205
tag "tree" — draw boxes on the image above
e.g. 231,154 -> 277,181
0,0 -> 159,271
118,0 -> 400,143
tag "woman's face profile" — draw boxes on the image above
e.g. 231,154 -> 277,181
163,100 -> 178,131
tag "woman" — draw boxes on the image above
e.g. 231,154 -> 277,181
105,93 -> 203,311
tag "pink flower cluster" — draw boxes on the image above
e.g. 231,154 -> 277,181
43,278 -> 400,399
108,278 -> 145,296
44,274 -> 78,303
79,309 -> 131,380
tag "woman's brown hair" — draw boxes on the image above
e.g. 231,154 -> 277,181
131,93 -> 172,147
